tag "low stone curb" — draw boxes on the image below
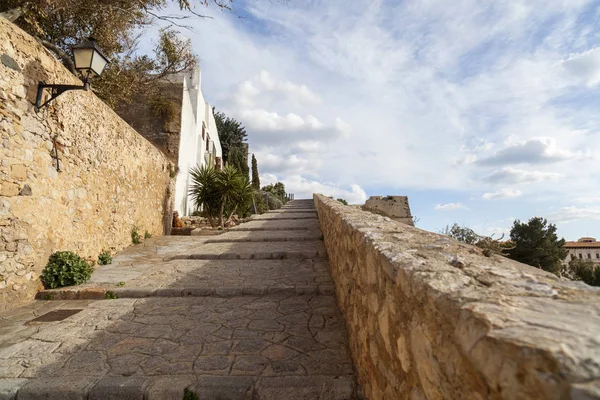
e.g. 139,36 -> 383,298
2,375 -> 355,400
36,284 -> 336,300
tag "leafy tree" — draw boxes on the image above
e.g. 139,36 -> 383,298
441,223 -> 479,245
441,223 -> 513,257
213,110 -> 247,164
567,259 -> 600,286
1,0 -> 229,107
336,198 -> 348,205
506,217 -> 568,273
262,182 -> 286,201
188,164 -> 252,228
251,154 -> 260,190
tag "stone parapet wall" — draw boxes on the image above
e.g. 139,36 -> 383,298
0,18 -> 172,309
314,194 -> 600,399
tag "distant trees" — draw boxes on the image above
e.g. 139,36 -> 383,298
506,217 -> 567,273
251,154 -> 260,190
566,259 -> 600,286
337,198 -> 348,205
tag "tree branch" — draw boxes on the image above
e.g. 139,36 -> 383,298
0,7 -> 22,22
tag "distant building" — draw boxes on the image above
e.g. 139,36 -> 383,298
116,66 -> 222,217
564,237 -> 600,264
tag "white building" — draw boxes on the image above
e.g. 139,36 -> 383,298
116,66 -> 222,217
173,67 -> 223,216
564,237 -> 600,264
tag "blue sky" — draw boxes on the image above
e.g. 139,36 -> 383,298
143,0 -> 600,240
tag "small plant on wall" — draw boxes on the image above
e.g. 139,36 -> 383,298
41,251 -> 94,289
98,251 -> 112,265
131,226 -> 143,244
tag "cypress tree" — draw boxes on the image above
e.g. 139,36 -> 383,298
251,154 -> 260,190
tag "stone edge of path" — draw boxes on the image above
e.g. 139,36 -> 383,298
2,374 -> 356,400
36,284 -> 337,301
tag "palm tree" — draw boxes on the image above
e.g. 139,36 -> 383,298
189,164 -> 253,227
189,165 -> 220,227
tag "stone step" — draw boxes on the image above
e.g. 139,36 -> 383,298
3,374 -> 355,399
266,209 -> 316,213
252,213 -> 317,220
206,230 -> 323,243
37,259 -> 335,300
0,295 -> 356,399
169,241 -> 327,260
233,220 -> 320,231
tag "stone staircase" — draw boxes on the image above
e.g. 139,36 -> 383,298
0,200 -> 359,399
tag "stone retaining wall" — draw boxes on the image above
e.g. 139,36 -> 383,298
314,194 -> 600,399
0,18 -> 173,309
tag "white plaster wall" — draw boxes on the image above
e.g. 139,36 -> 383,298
174,67 -> 204,216
207,103 -> 223,163
173,67 -> 223,216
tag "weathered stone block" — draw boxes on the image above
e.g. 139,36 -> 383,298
0,182 -> 19,196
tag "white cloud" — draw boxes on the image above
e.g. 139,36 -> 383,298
434,203 -> 469,211
476,137 -> 576,166
484,167 -> 563,184
272,174 -> 367,204
233,70 -> 321,108
548,206 -> 600,223
143,0 -> 599,239
482,188 -> 523,200
562,47 -> 600,87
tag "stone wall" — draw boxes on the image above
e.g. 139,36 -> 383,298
115,79 -> 184,164
0,18 -> 173,309
314,194 -> 600,400
363,195 -> 414,226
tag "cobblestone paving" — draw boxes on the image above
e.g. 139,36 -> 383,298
0,200 -> 358,399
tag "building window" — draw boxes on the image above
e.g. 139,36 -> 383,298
588,253 -> 592,259
579,253 -> 583,259
202,125 -> 205,140
597,253 -> 599,259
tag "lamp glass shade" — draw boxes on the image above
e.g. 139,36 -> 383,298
90,51 -> 108,76
72,38 -> 110,78
73,47 -> 93,71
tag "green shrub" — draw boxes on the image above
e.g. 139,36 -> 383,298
131,226 -> 142,244
41,251 -> 94,289
183,388 -> 199,400
336,198 -> 348,205
105,290 -> 118,299
98,251 -> 112,265
144,231 -> 152,239
265,193 -> 283,210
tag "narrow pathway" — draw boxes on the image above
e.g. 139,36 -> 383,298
0,200 -> 358,399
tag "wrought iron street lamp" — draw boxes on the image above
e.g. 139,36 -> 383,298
35,37 -> 110,111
